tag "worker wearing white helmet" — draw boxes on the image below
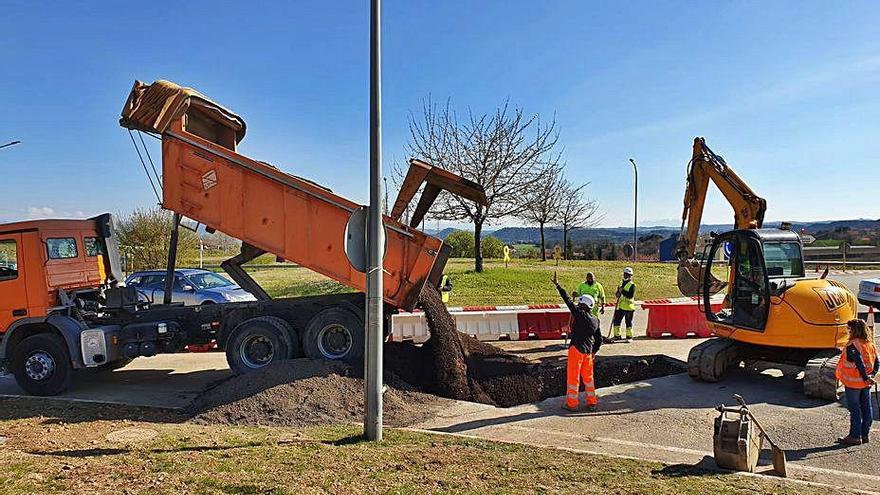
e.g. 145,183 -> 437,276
552,272 -> 602,411
613,267 -> 637,342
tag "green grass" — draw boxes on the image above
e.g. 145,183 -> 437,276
241,259 -> 682,307
436,259 -> 678,306
0,409 -> 840,495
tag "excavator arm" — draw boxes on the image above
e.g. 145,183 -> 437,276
676,137 -> 767,296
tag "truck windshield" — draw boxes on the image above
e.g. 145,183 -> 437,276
188,272 -> 234,289
763,242 -> 804,278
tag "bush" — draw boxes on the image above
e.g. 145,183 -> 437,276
481,236 -> 504,259
445,230 -> 476,258
116,207 -> 199,271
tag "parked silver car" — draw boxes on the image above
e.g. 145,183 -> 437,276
125,269 -> 257,305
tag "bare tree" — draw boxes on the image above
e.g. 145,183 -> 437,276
518,164 -> 564,261
556,180 -> 602,259
407,97 -> 560,272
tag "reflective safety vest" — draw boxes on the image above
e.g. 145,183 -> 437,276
836,338 -> 877,389
617,280 -> 636,311
440,274 -> 451,303
576,282 -> 605,316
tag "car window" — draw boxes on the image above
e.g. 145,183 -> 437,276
187,272 -> 233,289
84,237 -> 103,257
174,275 -> 186,290
127,276 -> 143,286
47,238 -> 78,260
0,239 -> 18,282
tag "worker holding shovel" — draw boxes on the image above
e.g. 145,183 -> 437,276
553,272 -> 602,412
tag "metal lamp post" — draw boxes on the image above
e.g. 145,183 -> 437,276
365,0 -> 384,442
628,158 -> 638,261
0,140 -> 21,150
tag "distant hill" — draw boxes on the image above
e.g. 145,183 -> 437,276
433,219 -> 880,245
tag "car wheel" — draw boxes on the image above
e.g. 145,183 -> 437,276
225,316 -> 298,374
303,307 -> 365,361
10,333 -> 73,396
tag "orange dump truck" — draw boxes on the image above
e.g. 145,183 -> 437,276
0,80 -> 484,396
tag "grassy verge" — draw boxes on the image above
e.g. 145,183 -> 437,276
0,400 -> 836,495
247,259 -> 682,306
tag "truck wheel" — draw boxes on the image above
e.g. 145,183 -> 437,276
303,307 -> 364,361
225,316 -> 298,374
10,333 -> 73,396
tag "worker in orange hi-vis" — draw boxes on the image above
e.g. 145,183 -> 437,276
552,272 -> 603,411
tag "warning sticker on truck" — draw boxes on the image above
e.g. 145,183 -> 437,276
202,170 -> 218,191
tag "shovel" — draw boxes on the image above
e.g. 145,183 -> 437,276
733,394 -> 787,477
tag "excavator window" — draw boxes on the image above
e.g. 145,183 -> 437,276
762,242 -> 804,278
705,233 -> 769,331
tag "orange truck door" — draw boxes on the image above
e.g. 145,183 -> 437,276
0,234 -> 28,332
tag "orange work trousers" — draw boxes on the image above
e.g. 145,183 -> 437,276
566,346 -> 597,409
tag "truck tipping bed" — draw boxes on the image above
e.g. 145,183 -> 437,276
120,80 -> 485,311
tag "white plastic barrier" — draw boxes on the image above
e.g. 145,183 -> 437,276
390,309 -> 520,343
453,311 -> 520,341
390,312 -> 430,343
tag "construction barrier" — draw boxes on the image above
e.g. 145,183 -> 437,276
643,300 -> 723,338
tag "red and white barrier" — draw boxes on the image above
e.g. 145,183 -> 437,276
390,296 -> 725,343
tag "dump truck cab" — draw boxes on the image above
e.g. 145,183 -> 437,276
0,215 -> 120,331
0,214 -> 125,395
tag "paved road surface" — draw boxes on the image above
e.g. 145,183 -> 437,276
415,369 -> 880,492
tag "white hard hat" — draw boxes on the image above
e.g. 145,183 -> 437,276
578,294 -> 595,309
623,267 -> 634,275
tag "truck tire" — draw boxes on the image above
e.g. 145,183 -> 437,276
303,307 -> 364,361
10,333 -> 73,396
225,316 -> 298,374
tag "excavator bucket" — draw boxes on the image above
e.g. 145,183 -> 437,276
677,260 -> 727,297
391,159 -> 487,228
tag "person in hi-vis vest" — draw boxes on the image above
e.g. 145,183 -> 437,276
613,267 -> 636,341
835,318 -> 878,445
439,274 -> 452,304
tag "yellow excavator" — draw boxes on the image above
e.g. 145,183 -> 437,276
677,137 -> 857,400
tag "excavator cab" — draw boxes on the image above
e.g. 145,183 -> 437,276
702,229 -> 805,332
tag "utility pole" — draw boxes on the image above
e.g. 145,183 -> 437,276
628,158 -> 638,262
365,0 -> 384,442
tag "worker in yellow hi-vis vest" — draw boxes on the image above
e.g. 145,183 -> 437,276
439,274 -> 452,304
613,267 -> 636,342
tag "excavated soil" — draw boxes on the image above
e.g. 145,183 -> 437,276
188,286 -> 686,425
189,359 -> 445,427
389,286 -> 687,407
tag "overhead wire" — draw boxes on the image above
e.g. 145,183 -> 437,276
137,130 -> 161,183
127,129 -> 161,203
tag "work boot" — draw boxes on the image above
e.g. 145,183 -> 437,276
837,435 -> 862,446
862,436 -> 870,444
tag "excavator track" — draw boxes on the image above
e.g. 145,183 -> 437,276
803,349 -> 841,400
687,338 -> 741,382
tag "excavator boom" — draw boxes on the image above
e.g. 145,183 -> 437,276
676,137 -> 767,296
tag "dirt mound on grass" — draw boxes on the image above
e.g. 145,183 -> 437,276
189,359 -> 444,427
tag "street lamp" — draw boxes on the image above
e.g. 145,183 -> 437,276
628,158 -> 638,261
0,140 -> 21,150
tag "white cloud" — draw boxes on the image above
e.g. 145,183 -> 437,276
26,206 -> 55,218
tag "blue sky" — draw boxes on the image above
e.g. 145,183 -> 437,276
1,1 -> 878,229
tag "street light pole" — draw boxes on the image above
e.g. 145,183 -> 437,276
628,158 -> 638,262
0,140 -> 21,150
365,0 -> 384,442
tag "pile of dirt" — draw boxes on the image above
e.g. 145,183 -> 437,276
188,358 -> 444,427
